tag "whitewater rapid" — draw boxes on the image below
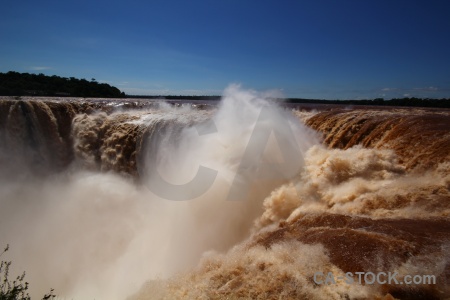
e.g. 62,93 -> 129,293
0,86 -> 449,299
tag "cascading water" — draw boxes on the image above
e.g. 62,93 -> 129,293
0,86 -> 449,299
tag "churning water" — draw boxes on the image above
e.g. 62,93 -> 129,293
0,85 -> 449,299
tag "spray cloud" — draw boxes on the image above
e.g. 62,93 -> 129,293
0,85 -> 318,299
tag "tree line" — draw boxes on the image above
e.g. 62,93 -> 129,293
285,97 -> 450,108
0,71 -> 124,98
1,71 -> 449,107
129,95 -> 450,108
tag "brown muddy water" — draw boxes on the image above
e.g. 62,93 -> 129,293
0,86 -> 449,299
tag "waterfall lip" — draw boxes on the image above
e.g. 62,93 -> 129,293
1,92 -> 449,300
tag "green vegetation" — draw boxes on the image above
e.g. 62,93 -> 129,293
1,71 -> 448,107
128,95 -> 450,108
0,245 -> 55,300
285,97 -> 450,108
0,71 -> 124,98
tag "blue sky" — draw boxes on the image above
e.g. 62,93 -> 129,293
1,0 -> 450,99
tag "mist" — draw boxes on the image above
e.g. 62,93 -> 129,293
1,86 -> 449,299
0,85 -> 319,299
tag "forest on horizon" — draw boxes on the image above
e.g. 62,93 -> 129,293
1,71 -> 449,108
0,71 -> 124,98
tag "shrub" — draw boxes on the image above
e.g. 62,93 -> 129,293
0,245 -> 55,300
